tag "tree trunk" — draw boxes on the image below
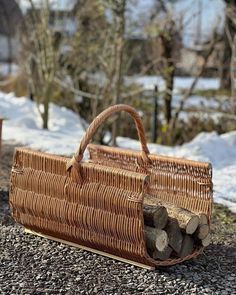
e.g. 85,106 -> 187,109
160,26 -> 176,125
220,24 -> 232,89
163,62 -> 175,124
7,35 -> 12,75
220,1 -> 236,90
42,84 -> 52,129
111,0 -> 126,146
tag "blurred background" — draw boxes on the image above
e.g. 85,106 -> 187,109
0,0 -> 234,146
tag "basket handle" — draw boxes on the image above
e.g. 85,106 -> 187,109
67,104 -> 150,182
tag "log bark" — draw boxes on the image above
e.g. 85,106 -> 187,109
165,218 -> 183,253
178,235 -> 194,258
143,204 -> 168,229
144,226 -> 168,252
151,246 -> 172,261
144,195 -> 200,234
202,233 -> 211,247
196,224 -> 210,240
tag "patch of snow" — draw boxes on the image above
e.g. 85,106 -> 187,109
127,76 -> 220,92
1,91 -> 236,213
0,92 -> 85,155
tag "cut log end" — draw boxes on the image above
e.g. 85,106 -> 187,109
145,226 -> 168,252
143,204 -> 168,229
198,213 -> 208,225
144,194 -> 200,234
186,215 -> 200,234
202,234 -> 211,247
197,224 -> 210,240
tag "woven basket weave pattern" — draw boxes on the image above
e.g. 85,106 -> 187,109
10,148 -> 155,265
9,104 -> 213,268
88,145 -> 213,216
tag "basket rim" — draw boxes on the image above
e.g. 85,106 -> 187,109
15,144 -> 212,170
88,144 -> 212,169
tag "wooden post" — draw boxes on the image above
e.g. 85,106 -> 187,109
152,85 -> 158,143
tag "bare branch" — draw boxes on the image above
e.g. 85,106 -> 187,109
169,36 -> 218,132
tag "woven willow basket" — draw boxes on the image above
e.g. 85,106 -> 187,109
10,104 -> 213,269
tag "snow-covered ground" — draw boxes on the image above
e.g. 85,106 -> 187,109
127,76 -> 220,93
1,91 -> 236,213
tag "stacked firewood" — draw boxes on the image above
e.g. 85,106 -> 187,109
143,195 -> 210,261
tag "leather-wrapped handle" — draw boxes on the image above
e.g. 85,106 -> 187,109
67,104 -> 150,181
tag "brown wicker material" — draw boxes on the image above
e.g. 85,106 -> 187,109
88,145 -> 213,216
10,104 -> 213,268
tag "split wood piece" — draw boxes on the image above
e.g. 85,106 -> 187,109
144,226 -> 168,252
151,246 -> 172,261
202,233 -> 211,247
143,204 -> 168,229
165,218 -> 183,253
178,234 -> 194,258
196,224 -> 210,240
144,195 -> 200,234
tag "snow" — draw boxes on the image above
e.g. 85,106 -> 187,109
127,76 -> 220,92
0,92 -> 86,155
1,91 -> 236,213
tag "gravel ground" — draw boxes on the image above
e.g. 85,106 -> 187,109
0,143 -> 236,295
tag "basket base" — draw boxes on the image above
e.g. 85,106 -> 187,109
24,228 -> 155,270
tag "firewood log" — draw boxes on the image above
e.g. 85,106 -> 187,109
144,195 -> 200,234
201,233 -> 211,247
165,218 -> 183,253
151,246 -> 172,261
143,204 -> 168,229
144,226 -> 168,252
178,234 -> 194,258
198,213 -> 208,225
196,224 -> 210,240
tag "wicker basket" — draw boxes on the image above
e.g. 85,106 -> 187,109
9,104 -> 213,269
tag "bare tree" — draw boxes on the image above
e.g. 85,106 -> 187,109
220,0 -> 236,90
169,35 -> 218,135
110,0 -> 126,145
147,0 -> 181,125
20,0 -> 61,129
